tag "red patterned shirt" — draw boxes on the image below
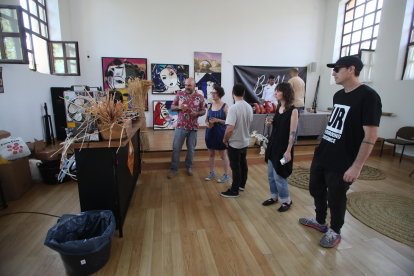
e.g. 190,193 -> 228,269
172,90 -> 206,130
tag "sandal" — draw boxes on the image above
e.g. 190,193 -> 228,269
278,200 -> 293,212
262,198 -> 278,206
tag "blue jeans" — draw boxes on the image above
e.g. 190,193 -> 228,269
171,128 -> 198,171
268,159 -> 291,203
294,107 -> 304,143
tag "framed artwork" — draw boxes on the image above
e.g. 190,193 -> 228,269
151,64 -> 189,94
102,57 -> 148,111
153,100 -> 178,130
194,52 -> 222,103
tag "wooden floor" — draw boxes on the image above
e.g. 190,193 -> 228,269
0,155 -> 414,275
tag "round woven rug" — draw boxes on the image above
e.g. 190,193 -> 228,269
347,191 -> 414,247
287,165 -> 386,190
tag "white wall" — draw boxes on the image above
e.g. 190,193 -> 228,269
0,0 -> 75,142
318,0 -> 414,157
59,0 -> 327,128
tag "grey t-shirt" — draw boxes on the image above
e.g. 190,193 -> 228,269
225,100 -> 253,149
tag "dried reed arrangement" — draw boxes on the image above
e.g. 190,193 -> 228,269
127,77 -> 153,151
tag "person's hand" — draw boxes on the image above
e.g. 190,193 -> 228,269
283,151 -> 291,163
210,117 -> 219,123
266,117 -> 273,125
343,165 -> 361,183
178,104 -> 184,111
190,111 -> 198,117
206,120 -> 212,129
223,139 -> 229,147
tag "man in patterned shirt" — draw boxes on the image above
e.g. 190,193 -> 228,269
167,78 -> 206,179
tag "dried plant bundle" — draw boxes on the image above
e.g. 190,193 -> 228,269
127,77 -> 153,151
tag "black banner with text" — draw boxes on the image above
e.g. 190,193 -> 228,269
233,66 -> 307,104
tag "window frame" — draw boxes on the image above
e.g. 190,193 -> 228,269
48,41 -> 80,76
401,4 -> 414,79
0,5 -> 29,64
340,0 -> 382,57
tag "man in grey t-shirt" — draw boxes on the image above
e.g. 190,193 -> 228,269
221,83 -> 253,198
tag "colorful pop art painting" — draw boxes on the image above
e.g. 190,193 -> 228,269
194,52 -> 222,103
153,100 -> 178,130
102,57 -> 148,110
151,64 -> 189,94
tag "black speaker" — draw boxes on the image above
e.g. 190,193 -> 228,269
53,113 -> 68,141
51,87 -> 70,115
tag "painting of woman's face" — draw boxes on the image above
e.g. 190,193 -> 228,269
160,67 -> 178,88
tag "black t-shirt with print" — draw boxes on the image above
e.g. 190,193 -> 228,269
314,84 -> 382,174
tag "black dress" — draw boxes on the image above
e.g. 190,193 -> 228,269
265,105 -> 296,178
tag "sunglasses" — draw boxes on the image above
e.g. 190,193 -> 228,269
210,92 -> 218,95
333,66 -> 348,73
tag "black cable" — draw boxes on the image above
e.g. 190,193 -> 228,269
0,212 -> 60,218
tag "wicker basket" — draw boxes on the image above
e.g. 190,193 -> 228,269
249,137 -> 257,146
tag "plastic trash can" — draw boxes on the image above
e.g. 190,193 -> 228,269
44,210 -> 116,276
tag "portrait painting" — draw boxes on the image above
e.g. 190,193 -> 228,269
102,57 -> 148,110
153,100 -> 178,130
151,64 -> 189,94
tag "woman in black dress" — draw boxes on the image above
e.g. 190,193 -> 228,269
263,82 -> 298,212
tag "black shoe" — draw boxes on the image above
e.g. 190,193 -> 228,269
239,187 -> 245,191
262,198 -> 278,206
278,200 -> 292,212
220,189 -> 239,198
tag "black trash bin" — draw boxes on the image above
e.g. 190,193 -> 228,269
37,160 -> 71,184
44,210 -> 116,276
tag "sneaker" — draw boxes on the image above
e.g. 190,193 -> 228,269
319,228 -> 341,248
299,217 -> 328,233
187,168 -> 194,176
239,187 -> 245,191
205,171 -> 215,181
220,189 -> 239,198
217,174 -> 230,183
167,170 -> 177,179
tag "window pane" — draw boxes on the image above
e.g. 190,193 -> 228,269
54,60 -> 65,73
38,0 -> 45,5
355,5 -> 365,18
344,22 -> 353,34
375,10 -> 381,24
345,10 -> 354,22
410,29 -> 414,43
346,0 -> 355,10
0,48 -> 2,59
371,39 -> 377,49
29,0 -> 38,17
52,43 -> 64,57
356,0 -> 365,5
67,60 -> 78,74
40,22 -> 47,38
26,32 -> 32,50
3,37 -> 23,60
32,35 -> 50,74
352,30 -> 361,43
377,0 -> 383,9
31,16 -> 39,33
0,9 -> 19,33
28,51 -> 34,69
353,18 -> 363,31
364,13 -> 375,27
373,24 -> 379,37
350,43 -> 359,55
341,46 -> 350,57
38,7 -> 46,22
343,34 -> 351,45
20,0 -> 28,10
365,0 -> 377,14
22,11 -> 30,28
362,27 -> 373,40
66,43 -> 76,57
361,41 -> 370,49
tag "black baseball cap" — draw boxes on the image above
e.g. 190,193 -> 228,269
327,56 -> 364,71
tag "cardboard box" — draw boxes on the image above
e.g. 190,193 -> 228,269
0,156 -> 33,201
27,139 -> 61,161
0,130 -> 11,139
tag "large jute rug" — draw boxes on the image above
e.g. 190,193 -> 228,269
287,165 -> 386,190
347,191 -> 414,247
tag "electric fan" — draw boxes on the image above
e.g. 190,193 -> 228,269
67,97 -> 90,122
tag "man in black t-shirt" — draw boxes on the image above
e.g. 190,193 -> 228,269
299,56 -> 382,248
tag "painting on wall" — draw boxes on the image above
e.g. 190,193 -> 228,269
151,64 -> 189,94
153,100 -> 178,130
102,57 -> 148,110
194,52 -> 222,103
